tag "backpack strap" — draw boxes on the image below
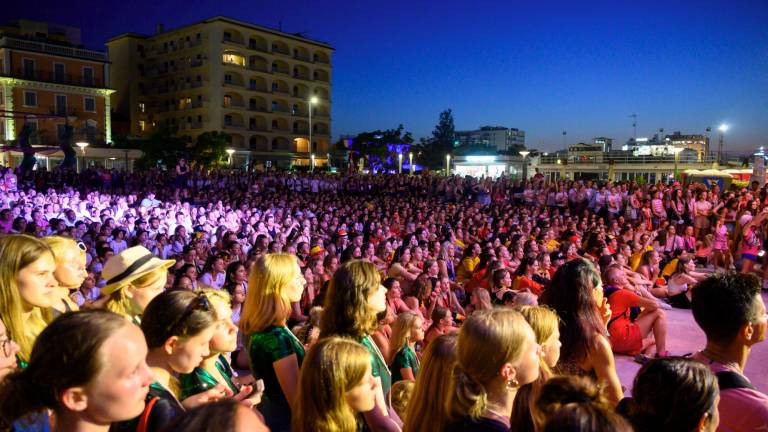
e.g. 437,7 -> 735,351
716,371 -> 757,391
137,397 -> 159,432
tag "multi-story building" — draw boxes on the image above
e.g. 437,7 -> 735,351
0,20 -> 114,146
665,131 -> 709,160
455,126 -> 525,153
108,16 -> 333,168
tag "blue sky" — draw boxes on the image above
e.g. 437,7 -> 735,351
4,0 -> 767,151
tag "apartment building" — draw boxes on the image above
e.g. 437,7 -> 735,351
0,20 -> 114,146
108,16 -> 333,168
454,126 -> 525,153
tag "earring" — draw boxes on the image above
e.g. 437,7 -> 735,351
506,378 -> 520,390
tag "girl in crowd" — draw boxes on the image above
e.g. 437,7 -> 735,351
164,399 -> 268,432
199,254 -> 227,290
0,234 -> 57,365
0,310 -> 154,432
0,318 -> 20,382
384,278 -> 417,315
113,290 -> 227,432
101,245 -> 175,323
320,259 -> 400,431
180,290 -> 253,403
468,287 -> 493,314
388,311 -> 424,382
403,334 -> 458,432
293,337 -> 378,432
667,257 -> 707,309
711,216 -> 732,270
541,258 -> 624,405
42,236 -> 87,315
512,256 -> 545,296
445,309 -> 542,432
223,261 -> 249,295
536,376 -> 633,432
490,268 -> 513,305
510,305 -> 562,432
618,357 -> 719,432
637,249 -> 667,298
240,253 -> 306,432
424,307 -> 456,345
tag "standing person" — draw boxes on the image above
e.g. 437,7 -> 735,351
691,273 -> 768,431
0,310 -> 154,432
0,234 -> 58,365
101,246 -> 175,323
541,258 -> 624,405
240,254 -> 306,432
293,337 -> 378,432
42,236 -> 87,315
444,309 -> 541,432
388,311 -> 424,382
320,260 -> 400,432
403,334 -> 458,432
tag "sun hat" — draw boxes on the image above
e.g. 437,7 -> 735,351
101,246 -> 175,295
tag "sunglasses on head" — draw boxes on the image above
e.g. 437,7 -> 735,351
166,292 -> 211,335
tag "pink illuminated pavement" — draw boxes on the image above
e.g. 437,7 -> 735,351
614,292 -> 768,395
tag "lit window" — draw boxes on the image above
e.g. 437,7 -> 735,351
222,52 -> 245,66
138,120 -> 146,131
139,102 -> 145,113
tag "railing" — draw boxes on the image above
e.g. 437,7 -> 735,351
249,125 -> 269,132
0,36 -> 108,61
292,73 -> 312,81
248,106 -> 270,113
223,122 -> 245,129
223,101 -> 245,108
248,43 -> 269,53
272,47 -> 291,56
293,54 -> 312,63
4,69 -> 104,88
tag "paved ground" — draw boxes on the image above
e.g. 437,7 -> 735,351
614,291 -> 768,395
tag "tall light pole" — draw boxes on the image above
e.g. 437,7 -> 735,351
718,124 -> 729,166
398,153 -> 403,174
519,150 -> 530,180
408,152 -> 413,174
671,147 -> 684,180
310,153 -> 316,172
445,154 -> 451,176
76,141 -> 89,173
226,148 -> 235,166
308,95 -> 318,169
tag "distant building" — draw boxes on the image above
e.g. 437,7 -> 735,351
455,126 -> 525,152
665,131 -> 709,160
0,19 -> 114,146
107,16 -> 333,169
593,137 -> 613,152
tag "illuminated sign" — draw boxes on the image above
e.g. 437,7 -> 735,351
465,155 -> 496,163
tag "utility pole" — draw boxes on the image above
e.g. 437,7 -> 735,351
630,114 -> 637,140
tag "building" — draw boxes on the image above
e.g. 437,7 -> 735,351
665,131 -> 709,160
593,137 -> 613,152
107,16 -> 333,169
454,126 -> 525,153
0,20 -> 114,147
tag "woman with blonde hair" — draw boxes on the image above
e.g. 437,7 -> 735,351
510,305 -> 562,432
100,246 -> 175,323
445,308 -> 542,431
293,337 -> 378,432
0,234 -> 57,365
42,236 -> 87,315
240,253 -> 306,432
402,334 -> 457,432
321,259 -> 400,431
388,311 -> 424,382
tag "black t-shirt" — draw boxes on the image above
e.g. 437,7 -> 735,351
444,416 -> 510,432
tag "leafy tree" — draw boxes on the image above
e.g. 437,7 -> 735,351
423,109 -> 456,168
347,125 -> 414,172
193,131 -> 231,168
135,127 -> 187,171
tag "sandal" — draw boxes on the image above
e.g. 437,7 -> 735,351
634,354 -> 651,365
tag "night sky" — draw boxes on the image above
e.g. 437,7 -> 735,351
3,0 -> 766,152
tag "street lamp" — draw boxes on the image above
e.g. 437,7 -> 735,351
717,124 -> 729,166
310,152 -> 316,172
519,150 -> 530,180
308,95 -> 319,168
398,153 -> 403,174
445,154 -> 451,176
671,147 -> 684,180
76,141 -> 89,172
408,152 -> 413,174
226,148 -> 235,165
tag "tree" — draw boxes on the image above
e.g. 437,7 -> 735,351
347,124 -> 414,172
423,109 -> 456,168
135,127 -> 188,171
193,131 -> 230,168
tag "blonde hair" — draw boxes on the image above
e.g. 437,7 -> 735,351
293,337 -> 371,432
447,308 -> 529,421
41,236 -> 86,265
388,311 -> 420,363
511,305 -> 560,431
197,288 -> 231,319
473,288 -> 492,311
103,267 -> 166,317
0,235 -> 54,361
403,334 -> 458,432
391,380 -> 415,424
240,253 -> 298,336
320,260 -> 382,339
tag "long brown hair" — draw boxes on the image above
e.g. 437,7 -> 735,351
320,260 -> 381,339
403,334 -> 458,432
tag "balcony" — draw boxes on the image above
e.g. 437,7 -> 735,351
272,47 -> 291,57
248,105 -> 270,113
48,106 -> 78,117
222,36 -> 244,46
249,124 -> 269,132
292,54 -> 313,63
292,73 -> 313,82
5,69 -> 106,88
0,36 -> 108,62
223,101 -> 245,109
223,122 -> 245,130
248,42 -> 269,53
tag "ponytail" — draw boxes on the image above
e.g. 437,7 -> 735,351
447,366 -> 488,420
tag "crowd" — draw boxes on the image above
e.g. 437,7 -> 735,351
0,163 -> 766,432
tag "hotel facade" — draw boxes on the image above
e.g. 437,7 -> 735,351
108,16 -> 333,168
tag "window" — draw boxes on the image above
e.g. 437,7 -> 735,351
55,95 -> 68,116
54,63 -> 65,82
249,79 -> 258,90
223,32 -> 232,41
224,74 -> 233,84
139,102 -> 146,113
223,95 -> 232,107
222,52 -> 245,66
23,91 -> 37,107
224,115 -> 232,125
22,59 -> 35,78
84,97 -> 96,113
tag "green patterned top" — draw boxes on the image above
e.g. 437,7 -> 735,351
391,344 -> 419,382
247,326 -> 304,410
179,354 -> 239,400
359,335 -> 392,397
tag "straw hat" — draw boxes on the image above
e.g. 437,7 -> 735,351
101,246 -> 175,295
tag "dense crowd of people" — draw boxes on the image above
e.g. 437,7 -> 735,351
0,163 -> 766,432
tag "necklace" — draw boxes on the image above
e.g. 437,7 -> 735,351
701,349 -> 742,373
